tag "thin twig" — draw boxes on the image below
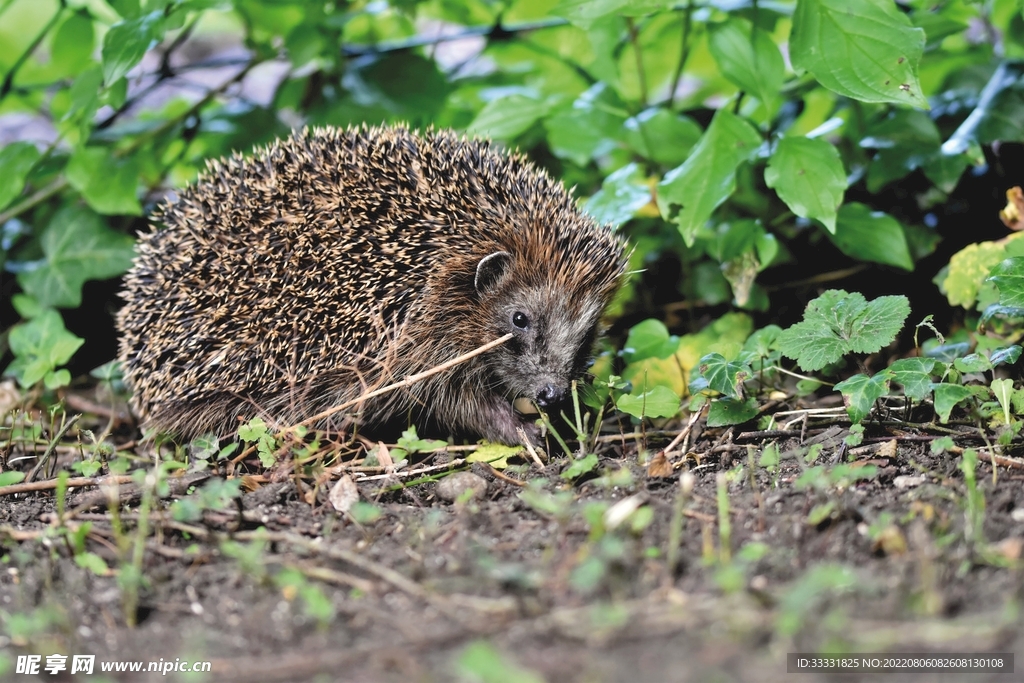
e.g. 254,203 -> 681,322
0,474 -> 135,497
26,414 -> 80,483
297,334 -> 513,427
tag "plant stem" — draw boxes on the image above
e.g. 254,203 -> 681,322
627,17 -> 649,107
0,0 -> 66,102
667,2 -> 693,108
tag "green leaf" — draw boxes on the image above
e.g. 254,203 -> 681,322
17,206 -> 136,308
953,353 -> 992,374
834,371 -> 892,424
791,0 -> 927,108
583,163 -> 651,228
74,552 -> 111,576
931,383 -> 976,423
708,18 -> 785,115
4,310 -> 84,388
695,352 -> 752,399
987,257 -> 1024,308
623,108 -> 702,167
467,443 -> 523,469
777,290 -> 910,371
552,0 -> 633,28
990,346 -> 1022,367
0,142 -> 41,211
467,95 -> 550,141
616,385 -> 680,419
349,501 -> 383,524
0,471 -> 26,487
827,203 -> 913,270
942,243 -> 1009,309
65,146 -> 143,215
621,319 -> 679,363
545,83 -> 627,166
707,397 -> 759,427
991,378 -> 1014,425
561,453 -> 599,479
51,12 -> 96,78
764,136 -> 847,233
396,427 -> 447,454
657,109 -> 762,246
889,357 -> 937,401
861,110 -> 940,192
238,417 -> 269,442
101,10 -> 165,86
62,66 -> 104,136
458,641 -> 545,683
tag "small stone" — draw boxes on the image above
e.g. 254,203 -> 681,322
436,472 -> 488,502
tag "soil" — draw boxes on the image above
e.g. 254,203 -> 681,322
1,393 -> 1024,683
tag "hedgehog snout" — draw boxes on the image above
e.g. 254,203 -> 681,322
535,383 -> 565,408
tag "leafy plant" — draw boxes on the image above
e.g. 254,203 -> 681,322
777,290 -> 911,373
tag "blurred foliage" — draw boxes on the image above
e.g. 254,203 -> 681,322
0,0 -> 1023,409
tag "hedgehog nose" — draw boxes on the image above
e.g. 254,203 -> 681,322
536,384 -> 565,408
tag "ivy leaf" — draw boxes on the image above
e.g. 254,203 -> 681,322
657,109 -> 762,246
764,136 -> 847,233
0,142 -> 41,212
101,10 -> 166,85
828,203 -> 913,270
888,357 -> 937,401
987,257 -> 1024,308
616,385 -> 680,419
790,0 -> 927,108
834,370 -> 892,424
953,353 -> 992,374
467,95 -> 551,141
16,206 -> 136,308
777,290 -> 910,371
583,163 -> 651,228
66,146 -> 143,215
707,397 -> 759,427
708,18 -> 785,116
4,309 -> 84,388
931,383 -> 977,423
694,352 -> 752,399
990,345 -> 1022,367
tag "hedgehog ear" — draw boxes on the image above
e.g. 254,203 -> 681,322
474,251 -> 512,295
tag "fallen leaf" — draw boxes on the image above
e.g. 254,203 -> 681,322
647,451 -> 673,477
329,474 -> 359,513
1000,186 -> 1024,230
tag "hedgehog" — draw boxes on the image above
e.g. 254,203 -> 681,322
116,125 -> 627,446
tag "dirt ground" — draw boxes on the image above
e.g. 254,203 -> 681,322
2,386 -> 1023,683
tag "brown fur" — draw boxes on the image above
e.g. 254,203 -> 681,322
116,125 -> 627,444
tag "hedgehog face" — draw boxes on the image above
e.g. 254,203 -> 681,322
474,251 -> 605,413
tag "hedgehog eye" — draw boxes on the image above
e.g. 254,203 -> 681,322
512,312 -> 530,330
